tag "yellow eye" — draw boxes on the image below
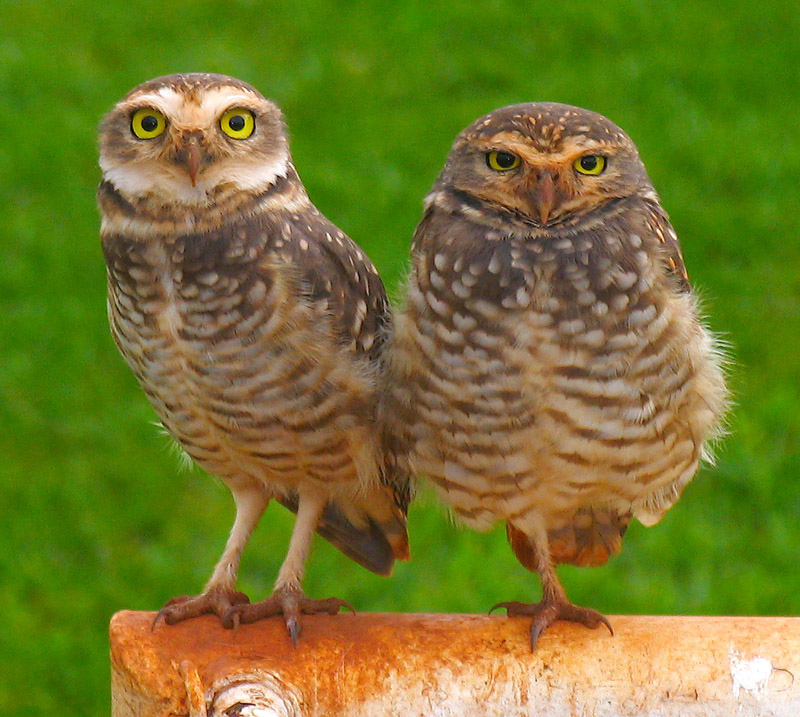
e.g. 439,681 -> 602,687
573,154 -> 606,175
131,108 -> 166,139
220,108 -> 255,139
486,150 -> 521,171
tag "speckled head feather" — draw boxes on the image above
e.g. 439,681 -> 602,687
431,102 -> 657,231
118,72 -> 264,99
463,102 -> 635,149
98,73 -> 292,225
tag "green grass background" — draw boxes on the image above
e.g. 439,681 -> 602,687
2,0 -> 798,712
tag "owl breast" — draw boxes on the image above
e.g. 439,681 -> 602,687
397,203 -> 726,532
104,226 -> 376,493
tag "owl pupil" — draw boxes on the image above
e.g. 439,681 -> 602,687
580,156 -> 598,171
228,115 -> 246,132
141,115 -> 159,132
494,152 -> 516,169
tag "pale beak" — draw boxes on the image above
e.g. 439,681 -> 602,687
174,133 -> 204,187
185,142 -> 201,187
532,172 -> 557,225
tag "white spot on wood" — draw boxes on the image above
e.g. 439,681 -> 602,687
729,649 -> 774,701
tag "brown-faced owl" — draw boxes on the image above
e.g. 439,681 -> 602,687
388,103 -> 728,648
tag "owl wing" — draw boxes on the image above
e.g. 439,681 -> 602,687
644,199 -> 691,293
273,210 -> 411,574
280,209 -> 392,364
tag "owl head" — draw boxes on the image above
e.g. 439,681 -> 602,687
99,73 -> 290,206
434,103 -> 657,228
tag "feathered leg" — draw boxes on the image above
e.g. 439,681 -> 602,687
226,487 -> 353,645
155,481 -> 270,627
492,523 -> 613,650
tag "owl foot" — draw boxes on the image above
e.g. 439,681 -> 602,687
153,587 -> 250,629
491,599 -> 613,650
224,585 -> 355,645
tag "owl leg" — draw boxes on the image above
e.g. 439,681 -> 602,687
492,523 -> 613,650
155,481 -> 270,628
225,487 -> 354,645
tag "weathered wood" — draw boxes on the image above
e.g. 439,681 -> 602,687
110,611 -> 799,716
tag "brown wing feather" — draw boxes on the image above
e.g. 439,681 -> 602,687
281,209 -> 392,364
277,492 -> 408,576
508,510 -> 631,571
644,199 -> 691,293
278,210 -> 411,572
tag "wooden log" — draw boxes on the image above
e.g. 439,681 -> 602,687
110,611 -> 799,716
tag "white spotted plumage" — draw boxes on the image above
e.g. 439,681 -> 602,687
388,102 -> 728,648
98,73 -> 410,642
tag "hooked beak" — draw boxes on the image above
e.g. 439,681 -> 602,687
174,134 -> 204,187
531,172 -> 557,225
185,143 -> 201,187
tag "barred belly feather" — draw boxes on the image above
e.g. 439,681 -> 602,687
398,202 -> 726,540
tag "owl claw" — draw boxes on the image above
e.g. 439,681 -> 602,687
223,586 -> 355,645
152,589 -> 251,630
286,616 -> 301,647
489,600 -> 526,615
492,598 -> 613,650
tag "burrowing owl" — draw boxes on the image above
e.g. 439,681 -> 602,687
98,73 -> 410,642
389,103 -> 727,648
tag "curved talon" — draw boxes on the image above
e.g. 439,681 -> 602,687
224,591 -> 356,643
321,597 -> 356,616
152,595 -> 198,630
287,616 -> 301,647
579,610 -> 613,637
530,621 -> 547,650
152,590 -> 250,630
489,601 -> 526,615
223,601 -> 272,629
152,602 -> 181,631
600,615 -> 614,636
490,597 -> 614,650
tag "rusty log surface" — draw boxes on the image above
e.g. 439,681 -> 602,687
110,611 -> 799,716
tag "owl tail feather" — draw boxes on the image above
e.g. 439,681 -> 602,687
507,509 -> 631,570
277,495 -> 409,576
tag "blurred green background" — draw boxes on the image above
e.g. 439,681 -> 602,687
2,0 -> 798,713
